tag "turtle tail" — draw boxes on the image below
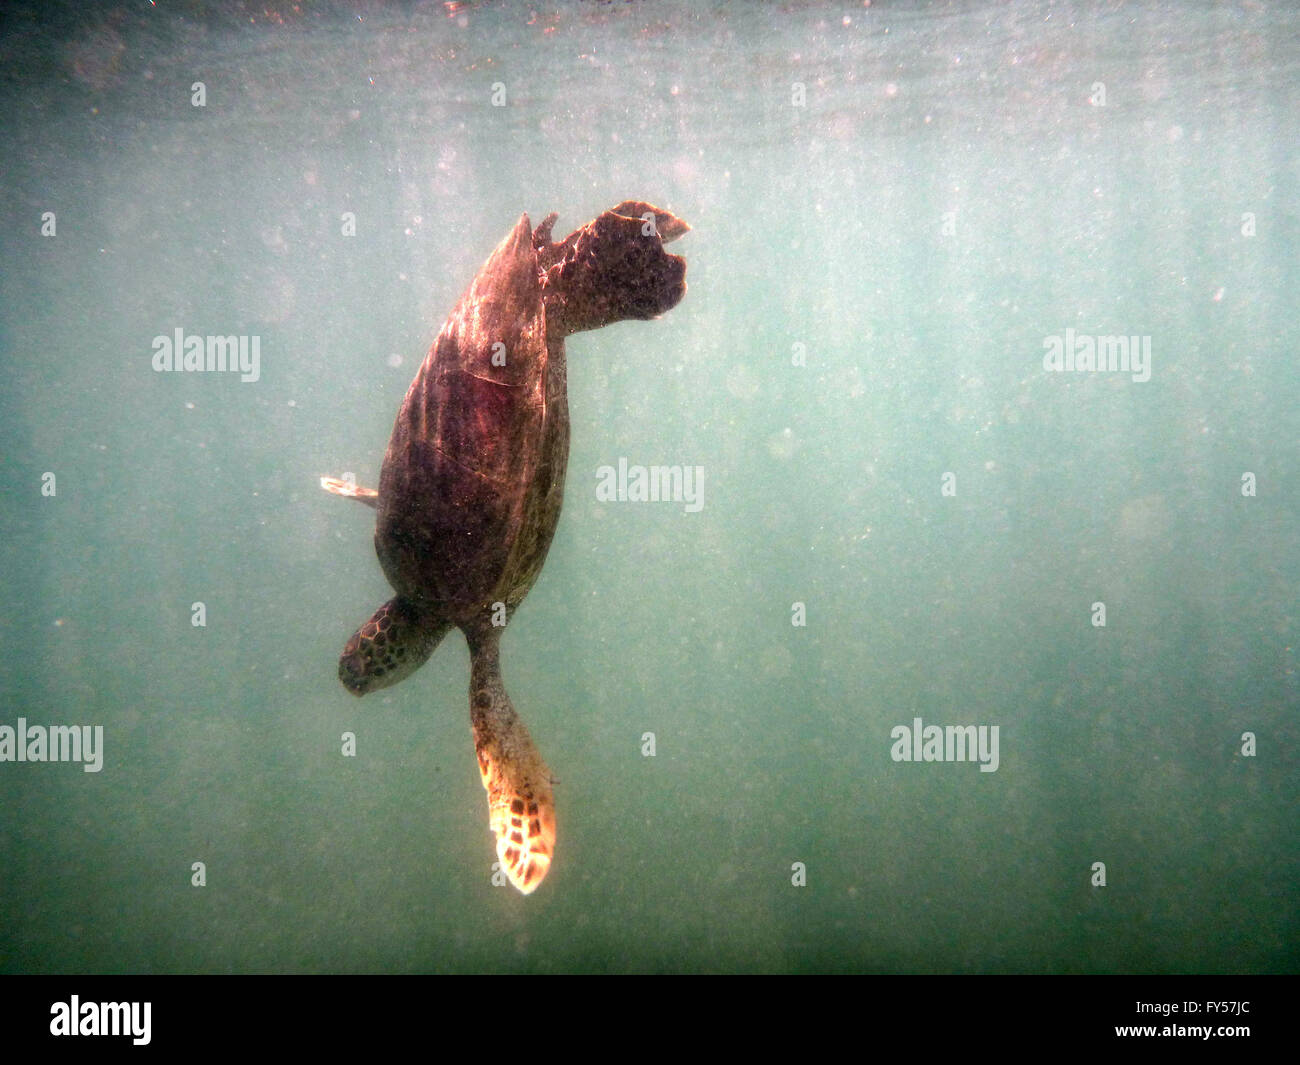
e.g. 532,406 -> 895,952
466,624 -> 556,895
544,203 -> 689,338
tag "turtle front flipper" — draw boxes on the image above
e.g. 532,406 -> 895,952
339,597 -> 449,695
466,625 -> 556,895
320,475 -> 379,509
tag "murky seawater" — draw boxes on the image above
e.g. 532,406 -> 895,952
0,0 -> 1295,973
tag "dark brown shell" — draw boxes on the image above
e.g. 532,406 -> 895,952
374,214 -> 567,619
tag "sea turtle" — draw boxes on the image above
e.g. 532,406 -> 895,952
321,201 -> 689,894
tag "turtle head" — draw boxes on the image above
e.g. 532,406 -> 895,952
338,596 -> 447,696
606,200 -> 690,244
543,202 -> 688,337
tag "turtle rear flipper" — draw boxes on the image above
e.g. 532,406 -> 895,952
339,597 -> 449,695
545,205 -> 688,338
321,475 -> 379,509
468,626 -> 556,894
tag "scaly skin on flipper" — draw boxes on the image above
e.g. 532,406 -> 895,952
338,596 -> 449,695
466,622 -> 556,894
322,202 -> 688,895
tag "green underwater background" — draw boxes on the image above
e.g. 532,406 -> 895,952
0,0 -> 1295,973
